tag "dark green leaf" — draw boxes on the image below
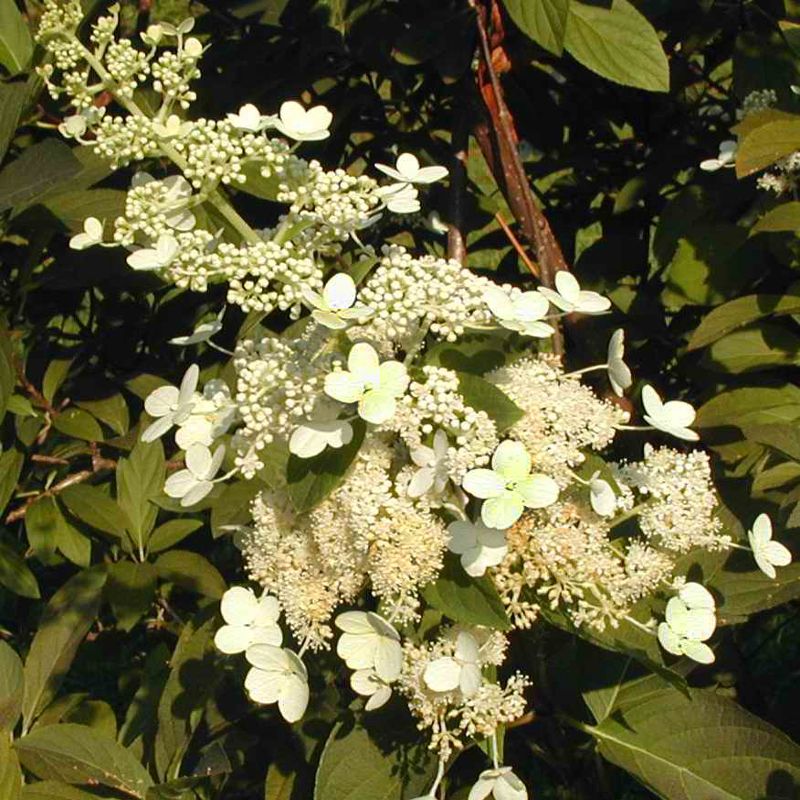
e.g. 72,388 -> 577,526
117,439 -> 165,555
15,723 -> 154,798
0,81 -> 31,162
52,408 -> 104,441
423,554 -> 510,630
22,566 -> 107,730
60,484 -> 131,539
154,550 -> 226,598
21,782 -> 103,799
42,359 -> 72,405
315,720 -> 436,800
704,323 -> 800,374
688,294 -> 800,350
107,561 -> 157,631
210,479 -> 259,538
588,678 -> 800,799
75,394 -> 129,435
286,419 -> 365,512
0,140 -> 82,213
154,609 -> 219,781
0,0 -> 33,75
0,640 -> 24,732
457,372 -> 523,432
0,447 -> 24,515
0,538 -> 39,598
148,519 -> 202,553
43,189 -> 127,232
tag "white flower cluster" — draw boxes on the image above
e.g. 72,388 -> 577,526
38,8 -> 794,797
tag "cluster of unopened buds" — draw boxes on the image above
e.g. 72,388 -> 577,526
36,4 -> 794,797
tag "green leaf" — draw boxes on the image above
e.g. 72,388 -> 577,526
563,0 -> 669,92
237,162 -> 281,200
736,116 -> 800,177
457,372 -> 523,432
52,408 -> 104,441
147,519 -> 202,553
502,0 -> 570,55
22,567 -> 107,730
75,394 -> 129,435
42,359 -> 72,405
0,640 -> 24,732
21,781 -> 104,799
704,323 -> 800,374
26,495 -> 60,561
0,447 -> 24,515
0,538 -> 39,598
0,326 -> 15,424
0,0 -> 33,75
741,423 -> 800,462
752,201 -> 800,233
51,502 -> 91,568
0,140 -> 82,213
117,439 -> 165,555
60,484 -> 131,540
286,419 -> 365,512
210,479 -> 259,538
423,554 -> 510,630
0,735 -> 23,800
42,189 -> 127,232
696,385 -> 800,429
154,609 -> 219,781
107,561 -> 157,631
15,724 -> 154,798
0,81 -> 31,162
688,293 -> 800,350
588,679 -> 800,799
315,720 -> 436,800
154,550 -> 226,598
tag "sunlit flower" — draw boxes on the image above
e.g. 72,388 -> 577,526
301,273 -> 373,330
377,182 -> 421,213
462,440 -> 559,529
226,103 -> 272,132
423,631 -> 482,696
324,342 -> 409,425
657,582 -> 716,664
538,271 -> 610,315
607,329 -> 632,396
214,587 -> 282,654
141,364 -> 199,442
69,217 -> 104,250
588,473 -> 616,517
127,233 -> 180,271
748,513 -> 791,579
408,429 -> 451,498
335,611 -> 403,682
641,385 -> 699,441
244,645 -> 309,722
484,286 -> 553,338
351,667 -> 393,711
700,140 -> 737,172
447,518 -> 507,577
289,398 -> 353,458
164,443 -> 225,506
468,767 -> 527,800
169,309 -> 225,346
273,100 -> 332,141
174,380 -> 235,449
375,152 -> 449,185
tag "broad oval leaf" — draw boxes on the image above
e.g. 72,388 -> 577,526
0,640 -> 23,732
564,0 -> 669,92
22,567 -> 107,730
422,554 -> 510,630
315,720 -> 436,800
589,680 -> 800,799
0,0 -> 33,75
736,117 -> 800,177
15,723 -> 154,798
688,293 -> 800,351
502,0 -> 570,56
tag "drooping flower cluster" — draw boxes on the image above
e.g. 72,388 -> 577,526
37,6 -> 794,798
